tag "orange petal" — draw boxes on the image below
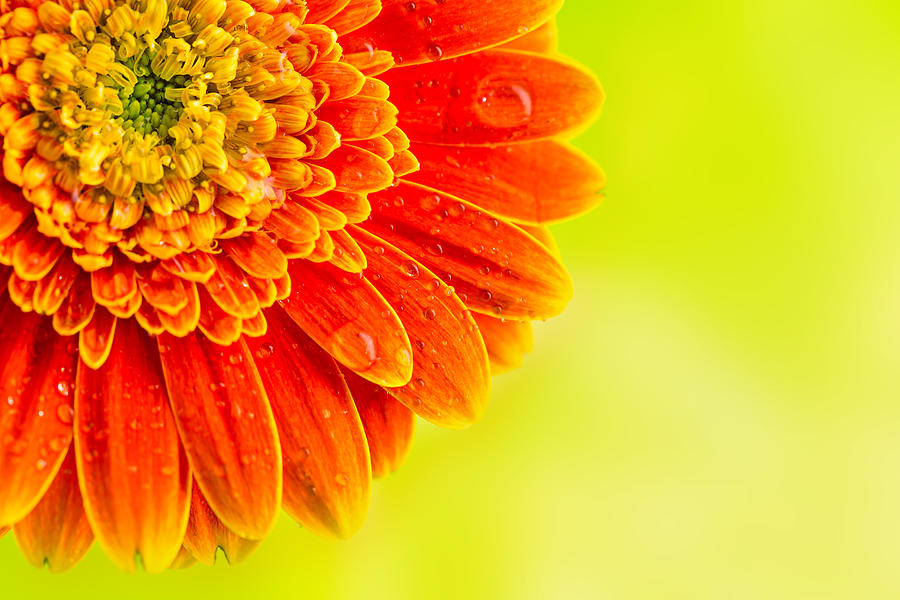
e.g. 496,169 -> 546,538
323,0 -> 381,36
517,223 -> 561,257
341,0 -> 563,65
329,228 -> 367,273
13,446 -> 94,573
312,144 -> 394,194
12,226 -> 64,281
381,50 -> 603,145
342,369 -> 415,479
158,333 -> 282,539
353,227 -> 490,428
499,18 -> 558,53
74,318 -> 191,573
248,307 -> 371,538
407,140 -> 605,225
203,255 -> 261,319
306,61 -> 365,101
317,96 -> 398,141
221,232 -> 288,279
0,297 -> 77,525
264,200 -> 320,244
137,263 -> 189,316
280,260 -> 413,387
182,484 -> 261,566
0,179 -> 31,240
168,545 -> 197,570
160,251 -> 217,283
77,306 -> 117,369
90,259 -> 138,307
52,272 -> 96,335
196,284 -> 242,345
157,280 -> 201,337
472,312 -> 534,375
33,252 -> 79,315
307,0 -> 351,26
361,181 -> 573,320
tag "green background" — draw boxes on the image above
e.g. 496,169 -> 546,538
5,0 -> 900,597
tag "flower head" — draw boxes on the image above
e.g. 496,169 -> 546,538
0,0 -> 604,572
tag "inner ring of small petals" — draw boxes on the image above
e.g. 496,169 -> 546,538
3,0 -> 315,270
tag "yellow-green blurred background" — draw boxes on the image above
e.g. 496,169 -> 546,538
5,0 -> 900,597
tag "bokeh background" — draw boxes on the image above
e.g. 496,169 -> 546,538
5,0 -> 900,597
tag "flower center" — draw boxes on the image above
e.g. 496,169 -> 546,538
3,0 -> 318,269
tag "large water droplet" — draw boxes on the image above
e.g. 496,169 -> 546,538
56,403 -> 74,425
328,324 -> 378,372
474,76 -> 534,127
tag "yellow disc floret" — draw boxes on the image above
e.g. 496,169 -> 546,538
1,0 -> 317,269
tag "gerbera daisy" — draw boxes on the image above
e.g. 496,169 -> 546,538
0,0 -> 604,572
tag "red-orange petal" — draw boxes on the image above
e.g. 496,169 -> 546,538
0,297 -> 77,525
74,318 -> 191,573
406,140 -> 605,224
306,61 -> 365,101
280,260 -> 413,387
33,253 -> 79,315
195,285 -> 243,345
472,312 -> 534,374
160,251 -> 217,283
12,226 -> 64,281
52,272 -> 96,335
317,96 -> 398,141
248,306 -> 372,538
361,181 -> 573,320
13,447 -> 94,573
306,0 -> 351,24
182,483 -> 261,566
137,263 -> 189,316
381,49 -> 603,145
203,255 -> 260,319
90,259 -> 138,307
343,369 -> 415,479
499,18 -> 558,53
341,0 -> 563,65
77,306 -> 117,369
323,0 -> 381,36
158,333 -> 282,539
353,227 -> 490,427
158,280 -> 201,336
312,144 -> 394,194
221,232 -> 287,280
0,180 -> 31,240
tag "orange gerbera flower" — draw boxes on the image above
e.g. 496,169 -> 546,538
0,0 -> 604,572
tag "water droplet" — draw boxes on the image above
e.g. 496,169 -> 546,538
328,324 -> 377,372
395,346 -> 412,368
255,342 -> 275,359
403,261 -> 420,278
334,472 -> 350,486
56,403 -> 74,425
426,43 -> 443,61
474,76 -> 534,127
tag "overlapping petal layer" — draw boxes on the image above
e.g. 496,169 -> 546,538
0,0 -> 604,572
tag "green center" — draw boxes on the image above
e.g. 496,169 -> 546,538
113,51 -> 186,139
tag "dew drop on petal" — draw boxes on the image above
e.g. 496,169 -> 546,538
328,323 -> 378,372
56,403 -> 74,425
474,76 -> 535,128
